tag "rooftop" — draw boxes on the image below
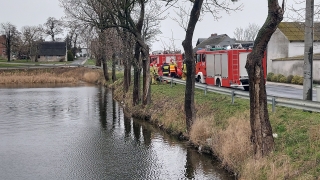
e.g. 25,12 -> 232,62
39,42 -> 66,56
278,22 -> 320,42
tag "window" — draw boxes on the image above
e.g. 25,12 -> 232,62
201,54 -> 206,62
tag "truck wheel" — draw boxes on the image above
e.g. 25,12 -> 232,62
244,86 -> 249,91
216,79 -> 221,87
196,76 -> 200,83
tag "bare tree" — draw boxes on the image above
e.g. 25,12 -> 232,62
234,23 -> 261,41
233,26 -> 245,41
285,0 -> 320,22
139,0 -> 166,47
64,20 -> 87,58
245,0 -> 284,158
0,22 -> 20,62
21,25 -> 43,60
43,17 -> 64,41
181,0 -> 204,132
167,0 -> 242,132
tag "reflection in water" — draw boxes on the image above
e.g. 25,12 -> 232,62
98,87 -> 107,129
0,85 -> 233,180
124,115 -> 131,138
142,123 -> 152,147
185,148 -> 195,179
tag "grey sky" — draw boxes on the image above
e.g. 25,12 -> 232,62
0,0 -> 296,52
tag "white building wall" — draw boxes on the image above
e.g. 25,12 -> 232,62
267,29 -> 289,73
272,59 -> 320,81
288,42 -> 320,57
288,42 -> 304,57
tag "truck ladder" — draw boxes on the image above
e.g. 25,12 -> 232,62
231,50 -> 239,82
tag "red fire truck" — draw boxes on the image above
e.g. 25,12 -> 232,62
150,51 -> 184,77
195,47 -> 266,91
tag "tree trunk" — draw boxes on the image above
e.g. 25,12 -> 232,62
182,0 -> 204,132
245,0 -> 284,158
123,56 -> 131,94
99,30 -> 109,81
133,67 -> 141,106
133,42 -> 142,106
96,56 -> 102,67
6,33 -> 11,62
112,52 -> 116,82
102,60 -> 109,81
142,48 -> 151,105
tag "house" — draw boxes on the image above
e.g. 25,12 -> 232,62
33,41 -> 67,62
76,47 -> 89,57
195,38 -> 207,46
193,34 -> 236,53
267,22 -> 320,73
0,35 -> 6,58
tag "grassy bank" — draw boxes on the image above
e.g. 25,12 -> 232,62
0,67 -> 105,85
112,78 -> 320,180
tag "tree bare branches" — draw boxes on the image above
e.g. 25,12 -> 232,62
233,23 -> 260,41
0,22 -> 20,61
43,17 -> 64,41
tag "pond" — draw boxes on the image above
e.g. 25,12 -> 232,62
0,84 -> 233,180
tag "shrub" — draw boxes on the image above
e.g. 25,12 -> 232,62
291,75 -> 303,85
277,74 -> 286,82
267,72 -> 274,81
271,74 -> 282,82
287,75 -> 294,83
279,76 -> 287,83
271,74 -> 278,82
67,50 -> 74,61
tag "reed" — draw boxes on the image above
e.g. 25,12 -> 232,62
0,67 -> 105,85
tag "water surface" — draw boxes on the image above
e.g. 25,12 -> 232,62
0,85 -> 233,180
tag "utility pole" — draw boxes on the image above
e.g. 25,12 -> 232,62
303,0 -> 314,101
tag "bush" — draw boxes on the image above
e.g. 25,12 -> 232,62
267,72 -> 274,81
279,76 -> 287,83
277,74 -> 286,82
287,75 -> 294,83
291,75 -> 303,85
67,50 -> 74,61
271,74 -> 279,82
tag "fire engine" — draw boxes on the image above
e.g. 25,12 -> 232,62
195,46 -> 266,91
150,50 -> 184,77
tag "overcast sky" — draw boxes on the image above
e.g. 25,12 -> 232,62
0,0 -> 298,52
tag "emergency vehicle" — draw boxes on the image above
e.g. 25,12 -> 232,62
195,46 -> 266,91
149,51 -> 184,77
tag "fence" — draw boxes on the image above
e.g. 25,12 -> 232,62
161,76 -> 320,113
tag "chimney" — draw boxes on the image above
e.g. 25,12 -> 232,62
211,33 -> 217,37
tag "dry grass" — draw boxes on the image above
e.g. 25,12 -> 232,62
190,112 -> 253,174
112,78 -> 320,179
82,71 -> 102,84
0,67 -> 105,85
241,154 -> 293,180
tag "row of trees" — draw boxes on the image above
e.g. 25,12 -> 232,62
58,0 -> 286,160
0,17 -> 85,62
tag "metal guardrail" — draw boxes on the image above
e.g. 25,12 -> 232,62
161,76 -> 320,113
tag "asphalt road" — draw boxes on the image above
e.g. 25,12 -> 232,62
69,57 -> 87,66
266,82 -> 318,101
